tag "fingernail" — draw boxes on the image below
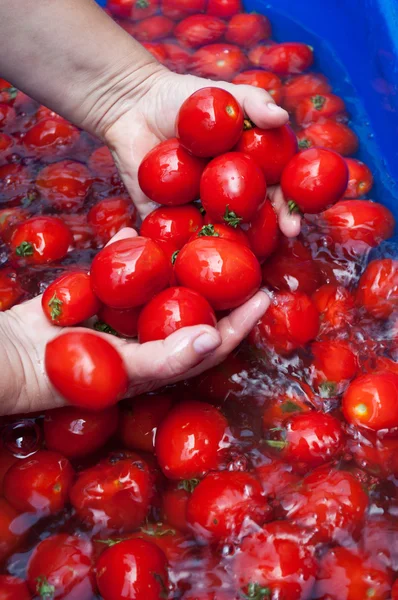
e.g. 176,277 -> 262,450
193,332 -> 220,354
266,102 -> 288,116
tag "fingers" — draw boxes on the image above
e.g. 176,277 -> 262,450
268,185 -> 301,238
104,227 -> 138,247
223,83 -> 289,129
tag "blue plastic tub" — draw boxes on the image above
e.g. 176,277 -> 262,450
97,0 -> 398,220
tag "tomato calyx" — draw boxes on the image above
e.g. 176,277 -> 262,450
48,293 -> 63,321
96,537 -> 125,547
312,94 -> 326,111
0,86 -> 18,102
136,0 -> 150,7
319,381 -> 337,398
140,522 -> 176,537
36,575 -> 55,600
243,118 -> 256,131
241,582 -> 271,600
223,205 -> 242,228
197,224 -> 220,238
94,321 -> 120,337
298,138 -> 311,149
265,427 -> 287,451
178,478 -> 200,493
152,572 -> 169,599
287,199 -> 302,215
171,250 -> 179,264
15,240 -> 34,257
281,400 -> 304,414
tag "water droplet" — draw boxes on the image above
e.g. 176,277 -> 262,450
2,420 -> 42,458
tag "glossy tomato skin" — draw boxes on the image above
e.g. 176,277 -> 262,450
356,259 -> 398,319
59,213 -> 95,249
174,15 -> 226,47
312,283 -> 356,332
155,400 -> 228,479
235,123 -> 297,185
120,393 -> 173,453
90,236 -> 171,309
140,204 -> 203,249
107,0 -> 157,18
206,0 -> 241,18
344,158 -> 374,198
3,450 -> 74,515
246,199 -> 279,262
343,372 -> 398,433
87,196 -> 136,245
97,304 -> 142,337
162,0 -> 206,20
190,44 -> 247,81
0,498 -> 26,564
161,482 -> 191,532
311,340 -> 358,395
226,13 -> 271,47
187,471 -> 271,541
177,88 -> 244,158
26,534 -> 94,600
175,237 -> 261,310
281,148 -> 348,214
45,331 -> 128,410
283,73 -> 332,112
36,160 -> 92,211
41,271 -> 100,326
138,286 -> 217,342
70,452 -> 154,532
0,576 -> 31,600
123,522 -> 192,565
250,291 -> 319,355
200,152 -> 266,223
138,138 -> 206,205
297,118 -> 359,155
191,222 -> 249,246
0,267 -> 23,311
43,405 -> 119,459
10,216 -> 72,265
255,460 -> 300,498
259,42 -> 314,74
295,93 -> 346,126
22,118 -> 80,157
96,539 -> 168,600
232,70 -> 283,104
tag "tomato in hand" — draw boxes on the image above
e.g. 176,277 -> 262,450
311,340 -> 358,396
0,267 -> 23,311
246,199 -> 279,262
45,331 -> 128,410
3,450 -> 74,515
187,471 -> 271,541
295,93 -> 346,126
344,157 -> 374,198
283,73 -> 332,112
155,400 -> 228,479
0,576 -> 31,600
138,138 -> 206,205
10,216 -> 72,265
22,118 -> 80,157
312,283 -> 356,332
120,393 -> 173,453
177,88 -> 243,158
138,286 -> 217,342
258,42 -> 314,74
200,152 -> 266,224
140,204 -> 203,249
232,70 -> 283,104
297,118 -> 359,155
356,259 -> 398,319
133,15 -> 175,41
96,304 -> 142,338
27,534 -> 94,600
96,538 -> 169,600
44,405 -> 119,459
189,44 -> 247,81
175,237 -> 261,310
235,123 -> 297,185
87,196 -> 136,245
36,160 -> 92,211
174,15 -> 226,47
41,271 -> 100,326
191,222 -> 249,246
91,236 -> 171,309
281,148 -> 348,214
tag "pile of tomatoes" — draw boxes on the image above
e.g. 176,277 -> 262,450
1,0 -> 398,598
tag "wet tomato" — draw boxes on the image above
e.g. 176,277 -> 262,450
36,160 -> 92,211
175,15 -> 226,47
0,163 -> 32,204
232,70 -> 283,104
356,259 -> 398,319
0,104 -> 16,128
189,44 -> 247,81
177,87 -> 243,158
142,41 -> 168,62
0,267 -> 23,311
59,213 -> 94,249
138,286 -> 217,342
246,199 -> 279,262
119,393 -> 173,453
297,119 -> 359,155
163,41 -> 192,72
124,521 -> 192,564
22,118 -> 80,157
138,138 -> 206,205
91,236 -> 171,309
175,237 -> 261,310
344,158 -> 374,198
161,481 -> 192,532
295,93 -> 346,126
133,15 -> 175,40
141,204 -> 203,249
0,133 -> 13,159
191,222 -> 249,245
225,13 -> 271,47
96,304 -> 142,338
155,400 -> 228,479
283,73 -> 332,112
0,576 -> 31,600
10,216 -> 72,265
258,42 -> 314,75
206,0 -> 241,18
3,450 -> 74,516
0,207 -> 27,243
87,196 -> 136,245
88,145 -> 117,179
281,148 -> 348,214
161,0 -> 206,20
255,460 -> 300,498
41,271 -> 100,326
107,0 -> 157,18
312,283 -> 356,331
348,430 -> 398,479
43,405 -> 119,459
311,340 -> 358,396
0,498 -> 26,564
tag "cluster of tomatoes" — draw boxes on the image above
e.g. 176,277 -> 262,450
1,0 -> 398,599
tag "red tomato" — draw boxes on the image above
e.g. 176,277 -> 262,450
0,267 -> 23,311
261,237 -> 321,295
177,88 -> 243,158
91,236 -> 171,308
138,286 -> 217,342
0,444 -> 18,494
321,200 -> 394,249
124,522 -> 192,564
0,103 -> 16,128
0,498 -> 26,564
96,539 -> 168,600
295,93 -> 346,126
344,158 -> 374,198
161,482 -> 191,532
200,152 -> 266,224
281,148 -> 348,214
22,119 -> 79,157
3,450 -> 74,515
140,204 -> 203,249
43,405 -> 119,459
27,534 -> 94,600
41,271 -> 100,326
348,430 -> 398,479
232,521 -> 317,600
70,452 -> 154,531
258,42 -> 314,74
232,70 -> 283,104
191,222 -> 249,246
262,386 -> 314,430
189,44 -> 247,81
35,105 -> 67,123
235,123 -> 297,185
97,304 -> 142,337
226,13 -> 271,47
283,73 -> 332,112
138,138 -> 206,205
88,145 -> 117,179
249,291 -> 319,355
162,0 -> 206,20
360,517 -> 398,571
393,580 -> 398,600
0,576 -> 31,600
297,119 -> 359,155
255,460 -> 300,497
163,42 -> 192,73
187,471 -> 271,541
311,340 -> 358,395
246,199 -> 279,262
0,132 -> 13,158
119,393 -> 173,453
356,259 -> 398,319
10,216 -> 72,265
0,163 -> 31,203
174,15 -> 226,48
133,15 -> 175,40
142,41 -> 168,63
206,0 -> 242,19
87,196 -> 136,244
59,213 -> 94,249
278,466 -> 368,544
175,237 -> 261,310
315,547 -> 392,600
36,160 -> 92,211
45,331 -> 128,410
312,283 -> 356,331
155,400 -> 228,479
343,372 -> 398,433
108,0 -> 158,19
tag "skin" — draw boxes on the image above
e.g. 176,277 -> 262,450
0,0 -> 300,415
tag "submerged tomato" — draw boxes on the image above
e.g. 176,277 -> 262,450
22,118 -> 80,156
0,498 -> 26,564
10,216 -> 72,265
162,0 -> 206,20
356,259 -> 398,319
312,283 -> 356,331
120,393 -> 173,453
140,204 -> 203,249
88,196 -> 136,245
232,70 -> 283,104
174,15 -> 226,47
189,44 -> 247,81
42,271 -> 100,326
0,576 -> 31,600
88,145 -> 117,179
0,163 -> 31,203
283,73 -> 332,112
344,158 -> 374,198
295,93 -> 346,126
226,13 -> 271,47
36,160 -> 92,211
258,42 -> 314,74
311,340 -> 358,395
297,119 -> 359,155
133,15 -> 175,41
0,267 -> 23,311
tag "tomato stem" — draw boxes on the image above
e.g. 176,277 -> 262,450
36,576 -> 55,600
243,118 -> 255,131
265,439 -> 287,450
287,200 -> 302,215
319,381 -> 337,398
223,206 -> 242,228
242,582 -> 271,600
312,94 -> 326,111
281,400 -> 303,413
298,138 -> 311,150
94,321 -> 120,337
15,240 -> 34,257
171,250 -> 179,264
197,224 -> 220,237
48,293 -> 63,321
178,478 -> 200,493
